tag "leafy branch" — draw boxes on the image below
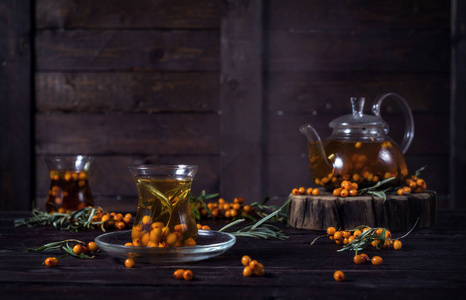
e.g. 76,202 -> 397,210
219,199 -> 290,240
15,207 -> 107,232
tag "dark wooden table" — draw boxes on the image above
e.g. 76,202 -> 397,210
1,210 -> 465,299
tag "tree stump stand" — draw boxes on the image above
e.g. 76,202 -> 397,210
288,190 -> 436,232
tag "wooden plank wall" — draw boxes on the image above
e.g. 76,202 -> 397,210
263,0 -> 451,207
0,0 -> 33,210
18,0 -> 452,211
34,0 -> 222,211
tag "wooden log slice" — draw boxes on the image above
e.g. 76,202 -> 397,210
288,190 -> 436,232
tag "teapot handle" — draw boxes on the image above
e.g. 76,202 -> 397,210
372,93 -> 414,154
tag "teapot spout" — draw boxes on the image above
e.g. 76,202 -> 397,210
300,124 -> 334,184
300,124 -> 322,144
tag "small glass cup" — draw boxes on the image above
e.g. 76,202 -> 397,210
128,164 -> 198,247
45,155 -> 94,213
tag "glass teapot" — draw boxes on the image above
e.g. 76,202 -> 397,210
300,93 -> 414,190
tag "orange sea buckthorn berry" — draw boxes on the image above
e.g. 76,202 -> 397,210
173,269 -> 185,280
397,188 -> 405,196
340,189 -> 349,197
349,189 -> 358,196
342,231 -> 351,238
233,203 -> 241,210
327,227 -> 336,236
124,258 -> 135,268
241,255 -> 252,266
201,225 -> 211,230
311,189 -> 320,196
254,263 -> 265,277
371,240 -> 381,248
124,242 -> 133,246
81,245 -> 91,256
416,179 -> 425,187
243,205 -> 251,213
73,244 -> 83,255
183,270 -> 194,281
333,188 -> 341,196
243,266 -> 253,277
371,256 -> 383,266
87,241 -> 98,253
142,215 -> 152,225
334,270 -> 345,281
348,235 -> 355,243
385,231 -> 392,239
333,231 -> 343,240
340,180 -> 349,189
375,228 -> 383,236
351,182 -> 359,190
249,260 -> 259,270
353,229 -> 362,237
360,253 -> 369,262
184,238 -> 196,247
353,254 -> 366,265
132,238 -> 142,247
343,238 -> 349,245
403,187 -> 412,194
116,221 -> 126,230
196,224 -> 202,229
393,239 -> 402,250
298,187 -> 306,194
306,187 -> 313,195
44,257 -> 58,267
362,227 -> 370,233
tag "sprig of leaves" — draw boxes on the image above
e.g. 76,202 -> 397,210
358,177 -> 396,202
15,207 -> 106,232
28,239 -> 95,259
218,199 -> 290,240
337,218 -> 419,254
190,190 -> 218,222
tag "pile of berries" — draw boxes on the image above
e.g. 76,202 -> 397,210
332,180 -> 359,197
397,175 -> 427,195
100,212 -> 133,231
241,255 -> 265,277
128,218 -> 197,248
291,187 -> 320,196
326,226 -> 402,250
200,197 -> 254,219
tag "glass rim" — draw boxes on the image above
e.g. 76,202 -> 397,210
128,164 -> 198,170
45,155 -> 93,162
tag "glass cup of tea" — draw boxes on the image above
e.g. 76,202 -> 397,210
45,155 -> 94,213
128,164 -> 198,247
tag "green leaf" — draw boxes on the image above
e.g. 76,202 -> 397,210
137,181 -> 172,213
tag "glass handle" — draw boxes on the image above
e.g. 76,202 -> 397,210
372,93 -> 415,154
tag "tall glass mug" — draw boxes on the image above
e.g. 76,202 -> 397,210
128,165 -> 198,247
45,155 -> 94,213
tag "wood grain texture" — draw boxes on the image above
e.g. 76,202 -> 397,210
35,30 -> 220,71
35,113 -> 220,155
36,0 -> 221,29
35,72 -> 220,113
267,0 -> 450,30
267,30 -> 450,72
0,0 -> 32,210
220,0 -> 264,201
451,0 -> 466,209
288,191 -> 436,231
267,72 -> 450,115
1,210 -> 466,300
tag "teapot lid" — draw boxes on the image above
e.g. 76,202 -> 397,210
329,97 -> 388,132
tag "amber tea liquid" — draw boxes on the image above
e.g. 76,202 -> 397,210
46,170 -> 94,213
308,140 -> 408,189
131,177 -> 198,246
